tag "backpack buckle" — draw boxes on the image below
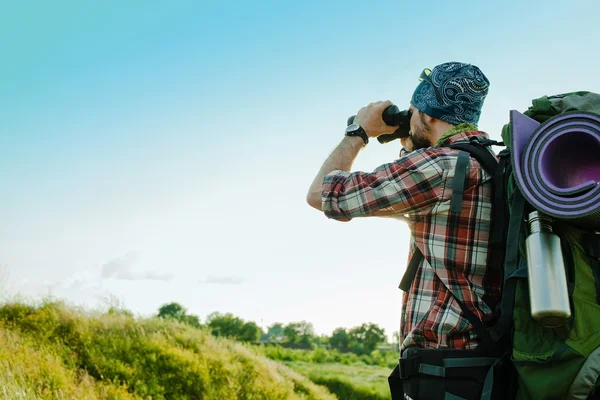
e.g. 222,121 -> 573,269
469,136 -> 504,147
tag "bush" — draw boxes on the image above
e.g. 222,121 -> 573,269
311,347 -> 334,364
0,300 -> 336,400
0,326 -> 135,399
257,344 -> 398,368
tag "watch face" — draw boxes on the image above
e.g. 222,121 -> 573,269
346,123 -> 360,133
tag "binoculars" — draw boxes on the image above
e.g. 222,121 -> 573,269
347,105 -> 412,144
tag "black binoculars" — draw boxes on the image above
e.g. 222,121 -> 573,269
347,105 -> 411,144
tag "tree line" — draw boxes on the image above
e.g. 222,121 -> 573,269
156,302 -> 393,355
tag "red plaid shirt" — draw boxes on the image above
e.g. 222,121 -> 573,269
321,130 -> 502,352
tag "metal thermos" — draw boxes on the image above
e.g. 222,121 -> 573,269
525,211 -> 571,328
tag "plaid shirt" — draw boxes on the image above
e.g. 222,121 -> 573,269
321,130 -> 502,352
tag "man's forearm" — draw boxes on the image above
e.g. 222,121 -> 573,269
306,135 -> 365,210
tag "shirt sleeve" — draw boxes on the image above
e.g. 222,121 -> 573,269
321,148 -> 447,221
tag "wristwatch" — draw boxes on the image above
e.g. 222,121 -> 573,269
345,123 -> 369,145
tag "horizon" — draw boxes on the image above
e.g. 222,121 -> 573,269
2,0 -> 599,340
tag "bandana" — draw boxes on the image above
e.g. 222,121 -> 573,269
411,62 -> 490,126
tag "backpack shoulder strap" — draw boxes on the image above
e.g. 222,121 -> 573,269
448,138 -> 502,176
399,246 -> 423,291
448,138 -> 508,246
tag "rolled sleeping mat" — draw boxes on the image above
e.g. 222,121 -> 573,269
510,110 -> 600,229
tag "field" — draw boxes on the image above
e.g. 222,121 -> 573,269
0,300 -> 395,399
285,362 -> 390,400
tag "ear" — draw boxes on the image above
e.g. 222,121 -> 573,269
421,112 -> 436,125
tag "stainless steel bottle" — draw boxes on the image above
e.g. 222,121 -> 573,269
525,211 -> 571,328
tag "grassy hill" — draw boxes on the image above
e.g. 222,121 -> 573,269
0,300 -> 336,400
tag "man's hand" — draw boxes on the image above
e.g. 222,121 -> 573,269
353,100 -> 400,138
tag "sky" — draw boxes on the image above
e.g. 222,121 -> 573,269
1,0 -> 599,339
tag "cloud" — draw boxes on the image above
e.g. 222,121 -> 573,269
101,252 -> 142,279
200,275 -> 245,285
63,270 -> 103,291
36,270 -> 105,299
117,270 -> 175,281
100,252 -> 174,281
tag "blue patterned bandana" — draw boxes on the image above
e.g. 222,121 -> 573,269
411,62 -> 490,126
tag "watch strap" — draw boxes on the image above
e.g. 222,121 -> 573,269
345,126 -> 369,145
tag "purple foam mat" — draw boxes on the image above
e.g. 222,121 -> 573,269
511,110 -> 600,229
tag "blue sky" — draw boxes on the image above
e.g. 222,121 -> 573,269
1,0 -> 599,338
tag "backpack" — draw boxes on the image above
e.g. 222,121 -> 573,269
388,92 -> 600,400
496,91 -> 600,400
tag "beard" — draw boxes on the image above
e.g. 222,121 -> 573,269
402,111 -> 433,153
409,130 -> 430,150
409,120 -> 432,150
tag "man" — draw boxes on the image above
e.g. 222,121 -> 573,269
306,62 -> 503,398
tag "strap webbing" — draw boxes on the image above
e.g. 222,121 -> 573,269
399,245 -> 423,291
449,141 -> 507,245
493,151 -> 509,245
481,356 -> 506,400
451,151 -> 470,214
445,393 -> 468,400
453,294 -> 495,353
419,363 -> 446,377
443,357 -> 497,368
491,188 -> 526,343
417,358 -> 496,377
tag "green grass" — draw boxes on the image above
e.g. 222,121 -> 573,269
256,344 -> 398,368
0,324 -> 136,399
0,299 -> 397,400
0,300 -> 337,400
285,361 -> 391,400
254,342 -> 397,399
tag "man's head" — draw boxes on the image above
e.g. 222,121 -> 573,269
404,62 -> 490,150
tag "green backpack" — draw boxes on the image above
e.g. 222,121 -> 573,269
496,91 -> 600,399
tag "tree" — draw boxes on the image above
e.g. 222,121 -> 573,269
283,321 -> 316,346
158,302 -> 187,320
315,334 -> 330,346
348,323 -> 386,354
207,312 -> 244,337
283,322 -> 300,344
329,327 -> 350,350
184,314 -> 202,328
157,302 -> 201,328
206,312 -> 262,342
239,321 -> 262,342
267,323 -> 285,342
297,320 -> 315,345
